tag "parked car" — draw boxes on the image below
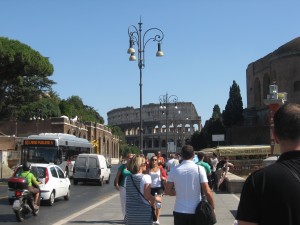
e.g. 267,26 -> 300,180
8,163 -> 71,206
73,154 -> 111,186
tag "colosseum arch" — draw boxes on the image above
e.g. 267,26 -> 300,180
254,77 -> 261,108
263,73 -> 271,99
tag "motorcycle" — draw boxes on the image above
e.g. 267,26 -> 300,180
8,177 -> 40,222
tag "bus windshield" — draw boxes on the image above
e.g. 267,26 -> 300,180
22,146 -> 59,164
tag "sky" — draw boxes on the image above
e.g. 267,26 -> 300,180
1,1 -> 300,125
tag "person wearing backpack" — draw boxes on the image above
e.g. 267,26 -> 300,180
20,162 -> 40,209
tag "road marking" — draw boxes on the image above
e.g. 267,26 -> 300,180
232,194 -> 240,201
0,196 -> 7,199
52,193 -> 119,225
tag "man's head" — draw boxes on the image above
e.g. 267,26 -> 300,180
22,162 -> 31,171
274,103 -> 300,150
197,152 -> 205,161
156,151 -> 161,157
181,145 -> 194,160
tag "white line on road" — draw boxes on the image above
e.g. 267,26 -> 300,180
232,194 -> 240,201
52,193 -> 119,225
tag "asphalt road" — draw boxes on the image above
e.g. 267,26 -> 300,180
0,165 -> 119,225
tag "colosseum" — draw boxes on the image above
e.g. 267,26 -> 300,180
107,102 -> 201,155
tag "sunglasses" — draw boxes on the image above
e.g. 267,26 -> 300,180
152,158 -> 158,161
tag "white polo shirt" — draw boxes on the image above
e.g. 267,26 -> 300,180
168,160 -> 208,214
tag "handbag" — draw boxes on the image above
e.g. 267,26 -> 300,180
130,175 -> 157,222
195,166 -> 217,225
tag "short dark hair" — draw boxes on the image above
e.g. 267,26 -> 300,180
274,103 -> 300,141
197,152 -> 205,160
181,145 -> 194,160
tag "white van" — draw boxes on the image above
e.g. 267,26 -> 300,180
73,154 -> 111,186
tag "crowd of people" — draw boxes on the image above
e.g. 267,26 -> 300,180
114,147 -> 233,225
114,103 -> 300,225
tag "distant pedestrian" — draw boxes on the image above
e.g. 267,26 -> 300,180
196,152 -> 212,188
125,155 -> 161,225
210,152 -> 219,190
156,151 -> 165,168
165,145 -> 215,225
166,154 -> 179,174
114,153 -> 133,218
216,156 -> 234,191
236,103 -> 300,225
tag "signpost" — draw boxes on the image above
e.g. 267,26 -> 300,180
212,134 -> 225,146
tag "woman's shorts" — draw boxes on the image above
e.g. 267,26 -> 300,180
151,187 -> 164,196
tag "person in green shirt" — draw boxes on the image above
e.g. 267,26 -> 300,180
20,162 -> 40,209
196,152 -> 213,189
114,153 -> 133,218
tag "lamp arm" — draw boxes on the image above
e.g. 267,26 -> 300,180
142,28 -> 164,49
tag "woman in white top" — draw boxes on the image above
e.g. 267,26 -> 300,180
148,155 -> 167,225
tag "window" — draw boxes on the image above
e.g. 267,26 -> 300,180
50,167 -> 58,178
56,166 -> 65,178
89,157 -> 97,168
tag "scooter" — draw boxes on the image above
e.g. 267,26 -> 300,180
8,177 -> 40,222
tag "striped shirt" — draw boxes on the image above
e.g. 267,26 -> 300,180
125,174 -> 153,225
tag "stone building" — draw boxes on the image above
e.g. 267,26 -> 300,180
107,102 -> 201,155
0,117 -> 120,166
247,36 -> 300,111
229,36 -> 300,145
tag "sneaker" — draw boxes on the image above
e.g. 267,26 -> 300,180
34,204 -> 39,210
153,220 -> 159,225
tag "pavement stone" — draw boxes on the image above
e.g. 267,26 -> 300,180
54,190 -> 239,225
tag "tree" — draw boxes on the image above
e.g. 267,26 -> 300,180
0,37 -> 54,119
191,130 -> 208,150
211,104 -> 221,121
59,95 -> 104,124
222,80 -> 244,127
109,125 -> 140,158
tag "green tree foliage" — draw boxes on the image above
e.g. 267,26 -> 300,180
59,95 -> 104,124
18,95 -> 61,120
222,80 -> 244,127
212,104 -> 221,121
109,125 -> 140,158
191,130 -> 208,150
191,104 -> 226,149
0,37 -> 54,119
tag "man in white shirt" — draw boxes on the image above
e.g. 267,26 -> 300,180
165,145 -> 215,225
166,154 -> 179,173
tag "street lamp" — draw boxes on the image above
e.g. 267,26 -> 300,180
159,93 -> 178,155
127,18 -> 164,153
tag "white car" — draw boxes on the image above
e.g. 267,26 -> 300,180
8,163 -> 71,206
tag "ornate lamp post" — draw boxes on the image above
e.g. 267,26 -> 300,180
159,93 -> 178,155
127,18 -> 164,153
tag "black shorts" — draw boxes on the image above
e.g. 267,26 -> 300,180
151,187 -> 163,196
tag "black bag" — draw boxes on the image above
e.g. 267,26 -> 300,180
195,166 -> 217,225
195,196 -> 217,225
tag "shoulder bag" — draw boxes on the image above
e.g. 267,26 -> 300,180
130,175 -> 157,222
195,166 -> 217,225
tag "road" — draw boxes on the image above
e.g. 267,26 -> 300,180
0,165 -> 118,225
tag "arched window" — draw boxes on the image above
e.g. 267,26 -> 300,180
263,73 -> 270,99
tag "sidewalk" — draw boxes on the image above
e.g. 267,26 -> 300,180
54,191 -> 239,225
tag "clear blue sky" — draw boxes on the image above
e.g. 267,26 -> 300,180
1,1 -> 299,124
